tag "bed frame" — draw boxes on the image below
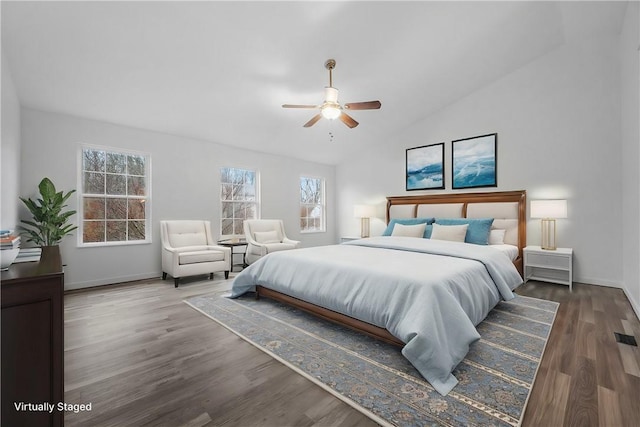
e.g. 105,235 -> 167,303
256,190 -> 527,347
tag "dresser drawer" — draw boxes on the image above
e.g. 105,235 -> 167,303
525,252 -> 570,269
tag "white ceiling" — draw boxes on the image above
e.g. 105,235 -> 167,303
1,1 -> 628,165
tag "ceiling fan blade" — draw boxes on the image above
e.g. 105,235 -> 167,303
303,114 -> 322,128
344,100 -> 382,110
282,104 -> 318,109
340,113 -> 359,128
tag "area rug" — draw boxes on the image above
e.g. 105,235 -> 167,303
185,292 -> 558,427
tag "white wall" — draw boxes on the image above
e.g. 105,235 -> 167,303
20,109 -> 336,289
1,53 -> 21,230
621,1 -> 640,317
337,35 -> 624,288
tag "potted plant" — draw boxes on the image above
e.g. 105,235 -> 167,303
19,177 -> 78,247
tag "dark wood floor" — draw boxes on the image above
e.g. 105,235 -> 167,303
63,276 -> 640,427
517,281 -> 640,427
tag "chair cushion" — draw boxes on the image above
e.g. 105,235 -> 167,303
246,220 -> 284,242
265,243 -> 298,254
254,230 -> 281,244
166,221 -> 209,247
179,250 -> 225,265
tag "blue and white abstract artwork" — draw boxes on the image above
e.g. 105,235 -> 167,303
452,133 -> 497,189
406,143 -> 444,190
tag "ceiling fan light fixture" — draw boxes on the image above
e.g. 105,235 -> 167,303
282,59 -> 380,128
321,104 -> 341,120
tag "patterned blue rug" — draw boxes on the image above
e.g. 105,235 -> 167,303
185,293 -> 558,427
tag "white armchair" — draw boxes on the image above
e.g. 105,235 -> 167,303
160,220 -> 231,287
243,219 -> 301,265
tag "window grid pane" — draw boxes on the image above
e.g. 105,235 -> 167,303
81,147 -> 150,245
106,174 -> 126,195
83,149 -> 105,172
106,153 -> 126,174
83,221 -> 105,243
83,172 -> 105,194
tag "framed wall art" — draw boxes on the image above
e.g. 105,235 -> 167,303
452,133 -> 497,189
406,143 -> 445,191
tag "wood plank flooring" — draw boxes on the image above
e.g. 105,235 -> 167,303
517,281 -> 640,427
64,275 -> 377,427
63,276 -> 640,426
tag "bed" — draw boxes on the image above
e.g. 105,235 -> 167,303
231,190 -> 526,395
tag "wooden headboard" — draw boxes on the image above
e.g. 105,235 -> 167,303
386,190 -> 526,277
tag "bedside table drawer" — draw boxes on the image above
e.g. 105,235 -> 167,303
526,252 -> 570,269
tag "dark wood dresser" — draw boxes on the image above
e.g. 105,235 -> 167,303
1,246 -> 64,427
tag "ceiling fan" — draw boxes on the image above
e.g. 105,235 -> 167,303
282,59 -> 381,129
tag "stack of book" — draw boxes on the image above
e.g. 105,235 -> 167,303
0,230 -> 20,250
1,229 -> 42,264
14,247 -> 42,263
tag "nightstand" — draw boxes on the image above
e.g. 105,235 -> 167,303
524,245 -> 573,291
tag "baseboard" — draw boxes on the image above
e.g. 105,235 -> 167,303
573,276 -> 622,288
624,287 -> 640,322
65,272 -> 161,291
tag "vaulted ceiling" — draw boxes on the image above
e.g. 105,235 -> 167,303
1,1 -> 628,165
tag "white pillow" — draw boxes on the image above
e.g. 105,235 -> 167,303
391,222 -> 426,238
254,230 -> 281,244
430,223 -> 468,242
489,229 -> 506,245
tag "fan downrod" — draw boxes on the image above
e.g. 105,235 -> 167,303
325,59 -> 336,87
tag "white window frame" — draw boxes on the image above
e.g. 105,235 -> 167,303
220,167 -> 260,238
300,175 -> 326,234
77,144 -> 152,247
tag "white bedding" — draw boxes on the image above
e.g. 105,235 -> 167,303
490,243 -> 519,261
231,236 -> 523,395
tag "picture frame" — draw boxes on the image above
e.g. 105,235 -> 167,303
406,143 -> 445,191
452,133 -> 497,189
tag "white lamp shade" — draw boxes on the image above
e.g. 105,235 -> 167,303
354,204 -> 376,218
531,200 -> 568,219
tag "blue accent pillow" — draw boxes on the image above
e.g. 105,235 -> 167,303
383,218 -> 435,238
434,218 -> 494,245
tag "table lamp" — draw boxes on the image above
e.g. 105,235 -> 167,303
354,205 -> 376,238
530,200 -> 567,250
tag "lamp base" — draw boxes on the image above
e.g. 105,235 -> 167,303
360,217 -> 370,238
540,218 -> 557,250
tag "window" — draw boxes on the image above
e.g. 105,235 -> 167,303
220,167 -> 259,236
300,176 -> 325,233
79,146 -> 150,245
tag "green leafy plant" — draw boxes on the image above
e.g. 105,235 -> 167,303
19,177 -> 78,246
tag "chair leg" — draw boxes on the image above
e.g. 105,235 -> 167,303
209,273 -> 214,280
162,272 -> 167,280
174,278 -> 179,288
224,270 -> 230,280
